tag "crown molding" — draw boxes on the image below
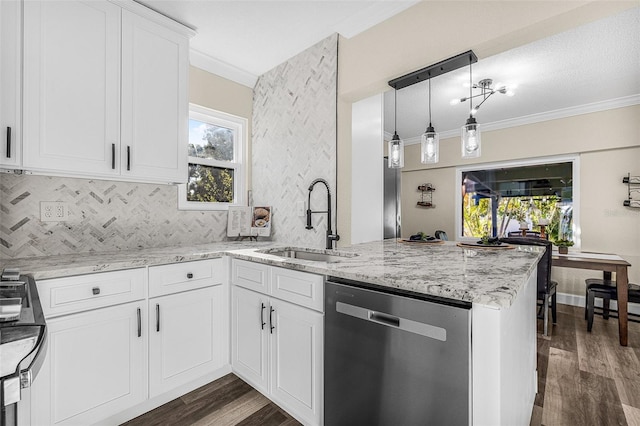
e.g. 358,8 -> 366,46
190,49 -> 258,88
116,0 -> 196,37
389,95 -> 640,145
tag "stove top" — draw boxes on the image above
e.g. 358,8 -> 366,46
0,281 -> 27,323
0,273 -> 47,381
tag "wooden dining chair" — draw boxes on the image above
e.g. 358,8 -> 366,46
585,278 -> 640,332
500,237 -> 557,336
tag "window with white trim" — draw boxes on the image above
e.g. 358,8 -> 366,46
455,155 -> 580,244
178,104 -> 247,210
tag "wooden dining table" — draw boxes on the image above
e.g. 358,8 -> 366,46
552,250 -> 632,346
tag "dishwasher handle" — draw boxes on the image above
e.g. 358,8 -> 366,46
369,311 -> 400,327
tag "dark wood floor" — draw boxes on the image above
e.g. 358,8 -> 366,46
122,374 -> 301,426
124,303 -> 640,426
532,304 -> 640,426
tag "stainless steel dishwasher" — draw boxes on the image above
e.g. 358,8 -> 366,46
325,279 -> 471,425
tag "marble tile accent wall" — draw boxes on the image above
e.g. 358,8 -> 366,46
252,34 -> 338,248
0,174 -> 228,259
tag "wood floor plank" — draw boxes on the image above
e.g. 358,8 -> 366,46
529,404 -> 543,426
279,419 -> 302,426
191,388 -> 271,426
535,335 -> 550,407
606,346 -> 640,409
176,376 -> 256,424
550,309 -> 578,353
576,319 -> 615,378
235,403 -> 292,426
122,397 -> 187,426
542,347 -> 583,425
623,404 -> 640,426
578,369 -> 627,426
180,373 -> 239,405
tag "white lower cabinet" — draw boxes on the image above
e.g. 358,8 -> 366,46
32,259 -> 226,425
232,286 -> 269,393
232,286 -> 323,426
149,285 -> 224,397
269,298 -> 323,425
31,301 -> 147,426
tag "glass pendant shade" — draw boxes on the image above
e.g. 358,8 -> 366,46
420,125 -> 439,164
388,132 -> 404,168
461,116 -> 481,158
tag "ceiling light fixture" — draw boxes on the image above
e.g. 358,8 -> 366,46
420,77 -> 439,164
388,50 -> 478,165
461,59 -> 481,159
388,88 -> 404,168
451,79 -> 515,112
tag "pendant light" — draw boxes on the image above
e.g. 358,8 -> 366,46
388,88 -> 404,168
420,77 -> 439,164
461,58 -> 481,158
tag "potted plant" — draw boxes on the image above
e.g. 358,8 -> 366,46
510,207 -> 528,229
536,198 -> 556,226
554,238 -> 574,254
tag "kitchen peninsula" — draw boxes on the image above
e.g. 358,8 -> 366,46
3,240 -> 542,425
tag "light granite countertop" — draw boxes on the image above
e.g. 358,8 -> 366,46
0,239 -> 543,309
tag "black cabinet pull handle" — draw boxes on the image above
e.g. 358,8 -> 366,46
269,306 -> 275,334
92,287 -> 100,295
156,303 -> 160,332
187,273 -> 193,279
261,303 -> 266,330
111,143 -> 115,169
126,146 -> 131,171
6,127 -> 11,158
137,308 -> 141,337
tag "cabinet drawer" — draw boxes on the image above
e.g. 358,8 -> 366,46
38,268 -> 145,318
271,267 -> 324,312
149,259 -> 222,298
232,259 -> 270,294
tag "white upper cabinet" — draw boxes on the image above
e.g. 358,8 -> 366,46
22,0 -> 190,184
0,0 -> 22,168
121,10 -> 188,183
22,0 -> 122,177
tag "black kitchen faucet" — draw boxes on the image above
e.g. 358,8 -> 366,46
306,178 -> 340,249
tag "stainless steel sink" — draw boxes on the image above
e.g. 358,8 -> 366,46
260,248 -> 355,263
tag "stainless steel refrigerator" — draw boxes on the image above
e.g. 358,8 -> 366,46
383,157 -> 401,239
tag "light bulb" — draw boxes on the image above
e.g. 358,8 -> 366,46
388,133 -> 404,168
450,98 -> 461,106
426,139 -> 435,156
461,117 -> 481,158
465,132 -> 478,153
391,145 -> 400,161
420,127 -> 439,164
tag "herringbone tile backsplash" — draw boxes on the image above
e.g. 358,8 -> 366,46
0,174 -> 228,259
252,34 -> 338,248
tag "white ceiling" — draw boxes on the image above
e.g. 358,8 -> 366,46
136,0 -> 418,86
384,7 -> 640,142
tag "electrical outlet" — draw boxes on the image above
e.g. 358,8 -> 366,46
40,201 -> 69,222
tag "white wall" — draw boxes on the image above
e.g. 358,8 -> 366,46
351,94 -> 384,244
